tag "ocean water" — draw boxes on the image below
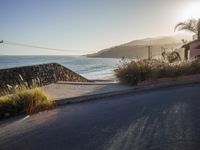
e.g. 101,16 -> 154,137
0,56 -> 120,80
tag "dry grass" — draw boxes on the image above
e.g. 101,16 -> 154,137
114,59 -> 200,85
0,88 -> 56,119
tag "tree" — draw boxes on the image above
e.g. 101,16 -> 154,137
162,51 -> 181,63
175,18 -> 200,40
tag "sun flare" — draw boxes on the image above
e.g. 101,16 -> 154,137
183,2 -> 200,20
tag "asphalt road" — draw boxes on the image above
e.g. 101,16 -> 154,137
1,84 -> 200,150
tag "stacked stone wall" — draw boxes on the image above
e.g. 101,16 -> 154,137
0,63 -> 89,90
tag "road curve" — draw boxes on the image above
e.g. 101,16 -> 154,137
1,84 -> 200,150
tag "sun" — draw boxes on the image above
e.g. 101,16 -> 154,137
183,2 -> 200,19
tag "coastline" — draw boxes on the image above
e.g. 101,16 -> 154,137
0,55 -> 119,80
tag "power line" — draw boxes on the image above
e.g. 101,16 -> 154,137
4,41 -> 75,52
1,40 -> 86,53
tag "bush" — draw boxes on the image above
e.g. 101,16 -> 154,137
114,59 -> 200,85
0,88 -> 55,119
167,51 -> 181,63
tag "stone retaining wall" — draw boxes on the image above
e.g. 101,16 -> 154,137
0,63 -> 89,90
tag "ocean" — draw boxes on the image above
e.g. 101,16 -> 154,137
0,56 -> 120,80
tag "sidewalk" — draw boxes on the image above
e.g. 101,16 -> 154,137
43,74 -> 200,106
42,81 -> 133,101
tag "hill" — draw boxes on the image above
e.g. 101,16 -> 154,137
87,34 -> 191,59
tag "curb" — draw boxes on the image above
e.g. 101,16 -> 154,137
55,79 -> 200,106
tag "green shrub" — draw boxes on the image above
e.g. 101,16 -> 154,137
0,88 -> 55,119
115,61 -> 139,85
114,59 -> 200,85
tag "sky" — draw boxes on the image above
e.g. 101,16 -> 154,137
0,0 -> 200,55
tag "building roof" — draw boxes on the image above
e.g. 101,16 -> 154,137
182,39 -> 200,48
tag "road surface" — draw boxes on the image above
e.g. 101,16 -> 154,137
1,84 -> 200,150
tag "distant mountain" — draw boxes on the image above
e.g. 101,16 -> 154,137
87,34 -> 192,59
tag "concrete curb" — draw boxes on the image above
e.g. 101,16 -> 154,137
55,79 -> 200,106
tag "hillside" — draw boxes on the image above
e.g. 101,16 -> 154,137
87,34 -> 191,59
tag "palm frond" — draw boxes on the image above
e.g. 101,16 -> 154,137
174,19 -> 198,33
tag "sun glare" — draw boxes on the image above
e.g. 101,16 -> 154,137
182,2 -> 200,20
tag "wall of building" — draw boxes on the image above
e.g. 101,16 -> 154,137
176,48 -> 185,60
0,63 -> 89,90
190,42 -> 200,59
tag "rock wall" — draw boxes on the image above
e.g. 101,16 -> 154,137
0,63 -> 89,90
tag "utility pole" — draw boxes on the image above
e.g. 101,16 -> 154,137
146,45 -> 152,60
161,47 -> 166,60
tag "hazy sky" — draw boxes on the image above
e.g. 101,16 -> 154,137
0,0 -> 200,55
